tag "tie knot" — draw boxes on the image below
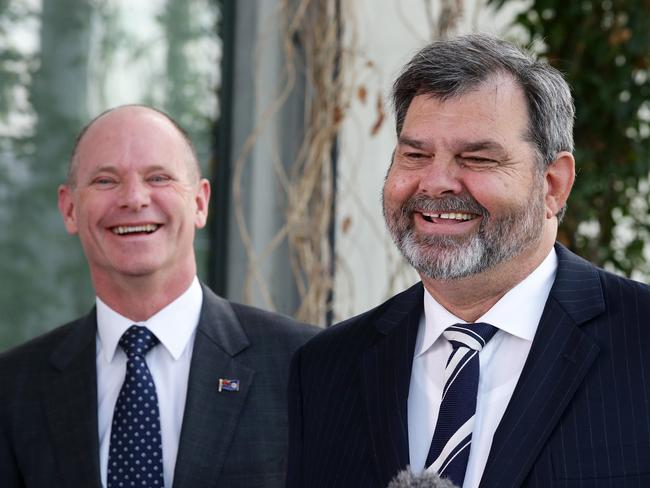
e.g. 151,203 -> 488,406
119,325 -> 159,358
443,322 -> 497,352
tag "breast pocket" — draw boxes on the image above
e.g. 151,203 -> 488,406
553,444 -> 650,487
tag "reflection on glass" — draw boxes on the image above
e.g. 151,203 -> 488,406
0,0 -> 221,350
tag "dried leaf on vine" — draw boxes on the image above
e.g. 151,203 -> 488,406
357,85 -> 367,104
371,93 -> 385,136
333,105 -> 345,124
341,216 -> 352,234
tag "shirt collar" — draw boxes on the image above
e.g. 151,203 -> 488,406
415,248 -> 558,358
96,277 -> 203,363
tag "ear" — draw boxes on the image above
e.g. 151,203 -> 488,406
58,184 -> 79,234
544,151 -> 575,219
194,178 -> 211,229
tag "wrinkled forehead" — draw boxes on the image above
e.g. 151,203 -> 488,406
73,108 -> 199,181
77,108 -> 179,152
404,74 -> 533,141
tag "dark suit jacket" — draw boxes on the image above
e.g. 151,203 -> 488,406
287,244 -> 650,487
0,284 -> 318,488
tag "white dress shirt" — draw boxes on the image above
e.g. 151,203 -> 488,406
408,249 -> 558,488
96,277 -> 203,488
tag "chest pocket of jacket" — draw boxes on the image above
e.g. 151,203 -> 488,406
553,444 -> 650,481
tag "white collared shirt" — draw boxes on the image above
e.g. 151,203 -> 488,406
96,277 -> 203,488
408,249 -> 558,488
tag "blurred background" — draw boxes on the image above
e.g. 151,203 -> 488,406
1,0 -> 649,351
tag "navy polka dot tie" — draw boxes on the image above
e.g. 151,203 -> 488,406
108,326 -> 164,488
425,322 -> 498,486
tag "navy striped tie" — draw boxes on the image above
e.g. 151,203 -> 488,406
425,322 -> 498,486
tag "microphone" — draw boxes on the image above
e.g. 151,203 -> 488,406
387,467 -> 460,488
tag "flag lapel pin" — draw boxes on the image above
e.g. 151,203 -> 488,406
218,378 -> 240,392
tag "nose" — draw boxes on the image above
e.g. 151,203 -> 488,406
416,155 -> 464,197
120,177 -> 151,210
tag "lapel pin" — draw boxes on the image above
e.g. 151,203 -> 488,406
218,378 -> 240,392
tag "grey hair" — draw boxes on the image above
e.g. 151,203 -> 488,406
392,33 -> 575,170
67,104 -> 201,187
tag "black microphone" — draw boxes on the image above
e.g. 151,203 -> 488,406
387,467 -> 460,488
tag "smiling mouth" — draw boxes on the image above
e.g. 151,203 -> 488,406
420,212 -> 477,223
111,224 -> 160,235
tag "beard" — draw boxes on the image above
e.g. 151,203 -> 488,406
383,180 -> 545,280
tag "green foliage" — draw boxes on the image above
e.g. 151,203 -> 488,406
490,0 -> 650,279
0,0 -> 94,350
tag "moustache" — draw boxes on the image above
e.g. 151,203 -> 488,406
400,194 -> 489,218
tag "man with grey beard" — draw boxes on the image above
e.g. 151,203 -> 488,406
287,34 -> 650,488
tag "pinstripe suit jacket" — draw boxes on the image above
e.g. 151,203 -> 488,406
0,284 -> 317,488
287,244 -> 650,487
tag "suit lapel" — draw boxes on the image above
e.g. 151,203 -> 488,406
172,286 -> 254,488
361,282 -> 423,487
480,245 -> 605,488
44,311 -> 101,488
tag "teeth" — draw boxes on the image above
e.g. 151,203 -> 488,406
422,212 -> 474,221
112,224 -> 159,235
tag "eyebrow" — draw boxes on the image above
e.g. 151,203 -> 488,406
397,136 -> 509,157
89,164 -> 172,175
457,140 -> 507,154
397,136 -> 428,149
91,165 -> 119,175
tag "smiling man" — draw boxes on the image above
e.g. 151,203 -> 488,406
287,34 -> 650,488
0,105 -> 317,488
